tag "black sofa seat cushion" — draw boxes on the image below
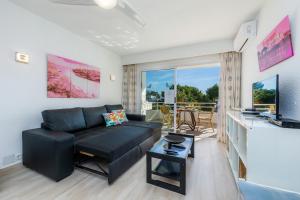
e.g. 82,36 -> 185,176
75,125 -> 152,162
122,121 -> 162,132
42,108 -> 86,132
82,106 -> 107,128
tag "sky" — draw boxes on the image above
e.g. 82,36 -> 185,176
254,75 -> 277,90
146,66 -> 220,94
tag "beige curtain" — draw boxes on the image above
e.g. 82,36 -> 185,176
122,64 -> 138,114
217,52 -> 242,143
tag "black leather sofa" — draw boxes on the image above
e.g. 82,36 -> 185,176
22,105 -> 162,184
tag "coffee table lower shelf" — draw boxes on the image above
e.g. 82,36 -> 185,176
147,154 -> 186,195
153,160 -> 181,181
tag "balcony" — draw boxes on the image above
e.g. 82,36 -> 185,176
142,102 -> 217,138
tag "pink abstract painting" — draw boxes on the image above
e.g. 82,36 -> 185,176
257,16 -> 294,72
47,54 -> 101,98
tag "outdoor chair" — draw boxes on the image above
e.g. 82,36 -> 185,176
197,106 -> 215,133
160,105 -> 173,128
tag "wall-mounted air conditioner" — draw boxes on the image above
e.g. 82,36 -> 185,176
233,20 -> 257,52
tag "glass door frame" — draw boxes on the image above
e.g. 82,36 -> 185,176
140,68 -> 178,131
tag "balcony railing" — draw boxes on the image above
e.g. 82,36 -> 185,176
142,102 -> 217,132
143,102 -> 216,111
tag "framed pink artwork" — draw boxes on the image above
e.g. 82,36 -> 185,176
47,54 -> 101,98
257,16 -> 294,72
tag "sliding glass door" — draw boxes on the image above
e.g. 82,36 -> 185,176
140,65 -> 220,134
141,69 -> 176,131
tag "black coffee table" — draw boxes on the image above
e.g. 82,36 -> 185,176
146,133 -> 194,195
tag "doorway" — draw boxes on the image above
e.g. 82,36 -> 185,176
141,65 -> 220,136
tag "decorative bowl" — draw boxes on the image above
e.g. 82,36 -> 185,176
163,135 -> 185,144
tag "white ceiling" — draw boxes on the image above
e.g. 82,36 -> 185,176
10,0 -> 266,56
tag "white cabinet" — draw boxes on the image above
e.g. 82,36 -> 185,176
226,111 -> 300,194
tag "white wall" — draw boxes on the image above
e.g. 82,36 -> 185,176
0,1 -> 123,169
242,0 -> 300,120
122,39 -> 233,65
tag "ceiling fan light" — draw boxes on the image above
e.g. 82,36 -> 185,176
94,0 -> 118,9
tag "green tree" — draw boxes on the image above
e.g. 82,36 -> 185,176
253,89 -> 275,104
206,84 -> 219,102
176,85 -> 210,103
147,84 -> 219,104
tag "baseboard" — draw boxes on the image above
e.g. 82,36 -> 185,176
0,160 -> 22,170
241,180 -> 300,196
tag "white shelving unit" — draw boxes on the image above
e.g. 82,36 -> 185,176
226,111 -> 300,194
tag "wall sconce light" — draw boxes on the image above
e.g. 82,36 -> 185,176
110,74 -> 116,81
15,52 -> 29,64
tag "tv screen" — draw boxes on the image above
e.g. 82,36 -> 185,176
252,75 -> 279,119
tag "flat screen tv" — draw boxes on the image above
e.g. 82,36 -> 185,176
252,75 -> 280,119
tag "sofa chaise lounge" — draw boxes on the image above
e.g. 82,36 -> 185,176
22,104 -> 162,184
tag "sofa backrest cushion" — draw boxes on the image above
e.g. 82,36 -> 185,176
42,108 -> 86,132
82,106 -> 107,128
105,104 -> 124,113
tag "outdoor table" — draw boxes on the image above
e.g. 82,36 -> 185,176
176,109 -> 197,131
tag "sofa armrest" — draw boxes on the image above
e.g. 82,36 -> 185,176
126,113 -> 146,121
22,128 -> 74,181
23,128 -> 74,141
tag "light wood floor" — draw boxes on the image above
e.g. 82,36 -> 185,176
0,138 -> 240,200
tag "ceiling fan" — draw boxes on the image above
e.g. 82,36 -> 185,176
49,0 -> 146,27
